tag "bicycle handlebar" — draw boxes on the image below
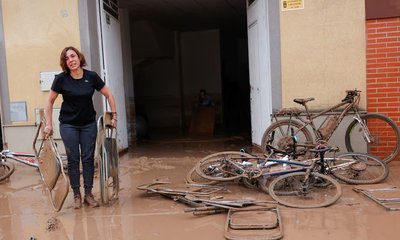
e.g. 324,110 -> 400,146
240,147 -> 258,157
345,89 -> 361,94
342,89 -> 361,103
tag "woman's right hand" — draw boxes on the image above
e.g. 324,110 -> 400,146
44,125 -> 53,139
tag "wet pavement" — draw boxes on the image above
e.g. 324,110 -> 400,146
1,136 -> 400,240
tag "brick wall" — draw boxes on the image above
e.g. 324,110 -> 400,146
366,17 -> 400,161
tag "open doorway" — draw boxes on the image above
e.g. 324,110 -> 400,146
123,0 -> 251,141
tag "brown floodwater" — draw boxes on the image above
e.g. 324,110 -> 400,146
1,136 -> 399,240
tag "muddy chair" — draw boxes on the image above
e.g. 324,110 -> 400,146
33,110 -> 69,212
95,112 -> 119,205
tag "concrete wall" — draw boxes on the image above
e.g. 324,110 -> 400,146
2,0 -> 80,123
134,58 -> 181,128
1,0 -> 80,151
181,30 -> 222,97
279,0 -> 367,110
131,25 -> 222,130
181,30 -> 222,121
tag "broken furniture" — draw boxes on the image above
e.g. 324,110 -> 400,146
33,114 -> 69,212
353,184 -> 400,211
225,206 -> 283,240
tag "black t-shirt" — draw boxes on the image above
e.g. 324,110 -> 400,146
51,69 -> 105,126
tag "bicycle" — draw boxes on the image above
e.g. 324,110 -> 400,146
268,147 -> 343,208
194,145 -> 388,183
261,89 -> 400,163
194,145 -> 349,208
0,136 -> 67,182
0,150 -> 40,181
0,148 -> 69,182
193,144 -> 389,207
186,151 -> 254,186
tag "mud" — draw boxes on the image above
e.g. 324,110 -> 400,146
1,136 -> 400,239
46,217 -> 60,232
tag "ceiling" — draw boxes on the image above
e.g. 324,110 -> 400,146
119,0 -> 248,31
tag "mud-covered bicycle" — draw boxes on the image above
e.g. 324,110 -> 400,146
0,149 -> 68,182
193,148 -> 388,185
267,147 -> 343,208
261,89 -> 400,163
193,146 -> 346,208
191,144 -> 388,208
0,150 -> 36,181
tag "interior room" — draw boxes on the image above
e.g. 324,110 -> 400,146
119,0 -> 251,142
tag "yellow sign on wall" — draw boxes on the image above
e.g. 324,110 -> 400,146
281,0 -> 304,11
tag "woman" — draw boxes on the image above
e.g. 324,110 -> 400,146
198,89 -> 214,107
44,46 -> 117,209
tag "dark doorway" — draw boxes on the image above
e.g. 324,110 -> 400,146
122,0 -> 250,141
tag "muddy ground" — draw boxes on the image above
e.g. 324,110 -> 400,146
1,136 -> 399,240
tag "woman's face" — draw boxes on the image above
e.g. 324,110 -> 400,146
65,49 -> 81,72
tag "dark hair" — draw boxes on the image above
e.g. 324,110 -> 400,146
59,46 -> 87,73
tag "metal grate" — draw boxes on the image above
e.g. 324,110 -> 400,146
248,0 -> 256,7
103,0 -> 119,20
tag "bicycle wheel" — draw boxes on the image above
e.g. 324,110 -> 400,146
185,166 -> 219,185
241,178 -> 259,189
0,161 -> 15,181
99,139 -> 119,205
268,172 -> 342,208
195,151 -> 255,182
345,113 -> 400,163
258,175 -> 276,194
329,152 -> 389,184
261,119 -> 313,157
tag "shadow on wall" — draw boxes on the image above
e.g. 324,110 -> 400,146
135,115 -> 148,140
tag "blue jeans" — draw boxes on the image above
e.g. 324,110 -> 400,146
60,121 -> 97,195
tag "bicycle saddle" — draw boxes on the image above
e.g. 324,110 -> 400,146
293,98 -> 315,105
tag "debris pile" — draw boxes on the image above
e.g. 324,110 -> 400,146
138,180 -> 283,239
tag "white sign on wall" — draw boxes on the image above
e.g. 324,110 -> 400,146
40,71 -> 60,91
10,101 -> 27,122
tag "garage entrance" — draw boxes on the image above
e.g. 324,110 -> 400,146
119,0 -> 251,142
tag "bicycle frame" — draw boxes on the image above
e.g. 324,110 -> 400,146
0,150 -> 38,168
196,142 -> 388,187
260,158 -> 312,177
226,155 -> 317,179
274,90 -> 368,142
227,147 -> 357,180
